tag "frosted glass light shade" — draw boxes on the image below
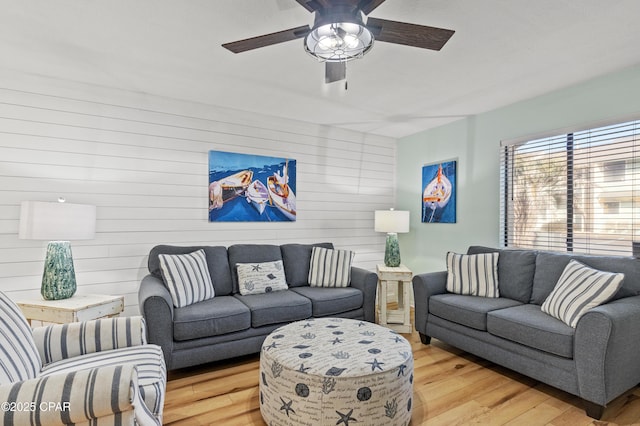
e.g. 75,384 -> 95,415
19,201 -> 96,300
374,210 -> 410,234
304,22 -> 374,62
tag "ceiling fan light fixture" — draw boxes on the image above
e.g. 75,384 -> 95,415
222,0 -> 455,85
304,21 -> 374,62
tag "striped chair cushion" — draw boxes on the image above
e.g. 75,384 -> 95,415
308,247 -> 355,288
40,344 -> 167,421
159,249 -> 215,307
541,260 -> 624,328
0,291 -> 42,385
0,363 -> 157,425
446,252 -> 500,298
33,316 -> 147,365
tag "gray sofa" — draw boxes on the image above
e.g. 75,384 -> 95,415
413,246 -> 640,419
139,242 -> 378,370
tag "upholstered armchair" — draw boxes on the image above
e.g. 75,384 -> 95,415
0,291 -> 166,425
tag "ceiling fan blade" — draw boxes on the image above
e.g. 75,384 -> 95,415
222,25 -> 311,53
366,17 -> 454,51
358,0 -> 387,15
294,0 -> 324,12
325,62 -> 346,83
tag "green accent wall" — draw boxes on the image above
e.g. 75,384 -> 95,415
397,64 -> 640,273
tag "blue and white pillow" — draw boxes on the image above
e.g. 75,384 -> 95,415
446,252 -> 500,298
237,260 -> 288,295
159,249 -> 215,308
542,260 -> 624,328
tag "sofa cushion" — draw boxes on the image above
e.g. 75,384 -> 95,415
236,260 -> 288,295
309,247 -> 355,288
149,245 -> 234,296
159,249 -> 215,308
234,290 -> 312,327
541,260 -> 624,328
291,287 -> 363,317
281,243 -> 334,287
228,245 -> 283,294
446,252 -> 500,298
487,304 -> 575,358
430,293 -> 522,331
173,296 -> 251,341
468,246 -> 537,303
531,252 -> 639,304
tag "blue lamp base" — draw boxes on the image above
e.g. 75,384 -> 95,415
384,233 -> 402,267
41,241 -> 77,300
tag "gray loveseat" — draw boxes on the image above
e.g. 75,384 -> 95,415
139,242 -> 377,370
413,246 -> 640,419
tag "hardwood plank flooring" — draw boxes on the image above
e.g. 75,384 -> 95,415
164,316 -> 640,425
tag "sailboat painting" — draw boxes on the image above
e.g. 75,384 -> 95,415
208,150 -> 297,222
422,160 -> 456,223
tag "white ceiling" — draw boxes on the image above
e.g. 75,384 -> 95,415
3,0 -> 640,138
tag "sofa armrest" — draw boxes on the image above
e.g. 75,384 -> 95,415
574,295 -> 640,406
32,316 -> 147,365
0,364 -> 154,425
412,271 -> 448,335
138,274 -> 175,369
350,266 -> 378,323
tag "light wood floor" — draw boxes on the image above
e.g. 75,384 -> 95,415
164,316 -> 640,425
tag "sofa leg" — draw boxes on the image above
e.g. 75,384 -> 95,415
583,400 -> 605,420
419,333 -> 431,345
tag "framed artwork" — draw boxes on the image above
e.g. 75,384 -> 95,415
422,160 -> 456,223
208,150 -> 296,222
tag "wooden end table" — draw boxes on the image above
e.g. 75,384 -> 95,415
17,294 -> 124,325
377,264 -> 413,333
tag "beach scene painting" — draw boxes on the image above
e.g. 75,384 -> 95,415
209,150 -> 296,222
422,160 -> 456,223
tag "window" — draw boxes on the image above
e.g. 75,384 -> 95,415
500,119 -> 640,255
603,160 -> 627,181
602,202 -> 620,215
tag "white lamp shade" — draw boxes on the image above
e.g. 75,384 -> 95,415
374,210 -> 410,233
19,201 -> 96,241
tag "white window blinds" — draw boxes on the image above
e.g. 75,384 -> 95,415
500,119 -> 640,255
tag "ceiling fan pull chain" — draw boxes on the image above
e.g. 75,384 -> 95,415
345,60 -> 348,90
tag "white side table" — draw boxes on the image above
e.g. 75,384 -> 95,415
376,264 -> 413,333
17,294 -> 124,326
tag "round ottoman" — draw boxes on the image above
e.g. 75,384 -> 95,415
259,318 -> 413,426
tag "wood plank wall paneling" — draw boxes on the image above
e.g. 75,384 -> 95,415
0,75 -> 397,315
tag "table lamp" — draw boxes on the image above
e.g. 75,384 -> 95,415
19,199 -> 96,300
375,209 -> 410,267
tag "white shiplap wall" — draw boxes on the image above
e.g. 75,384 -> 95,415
0,72 -> 396,315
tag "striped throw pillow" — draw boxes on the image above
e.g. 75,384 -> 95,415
308,247 -> 355,288
0,291 -> 42,385
446,252 -> 500,298
541,260 -> 624,328
159,249 -> 215,307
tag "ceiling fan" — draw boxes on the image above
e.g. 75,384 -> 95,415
222,0 -> 455,84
